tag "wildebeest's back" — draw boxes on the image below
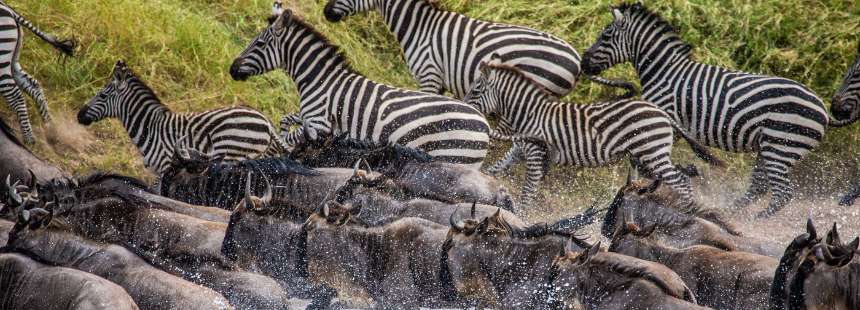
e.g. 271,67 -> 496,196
0,253 -> 139,310
680,245 -> 777,309
0,219 -> 12,247
379,218 -> 456,306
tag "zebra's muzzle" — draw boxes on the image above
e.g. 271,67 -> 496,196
77,106 -> 94,125
229,61 -> 251,81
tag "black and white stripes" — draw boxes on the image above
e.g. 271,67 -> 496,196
78,61 -> 286,174
831,45 -> 860,127
322,0 -> 584,99
0,2 -> 75,144
229,10 -> 490,169
581,3 -> 829,217
465,60 -> 719,209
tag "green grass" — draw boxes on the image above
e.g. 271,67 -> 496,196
6,0 -> 860,212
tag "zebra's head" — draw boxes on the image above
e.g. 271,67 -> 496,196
831,47 -> 860,122
323,0 -> 375,22
230,10 -> 294,81
581,5 -> 641,76
464,54 -> 505,117
78,60 -> 136,126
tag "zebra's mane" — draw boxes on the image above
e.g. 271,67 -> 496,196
484,63 -> 560,101
286,14 -> 356,73
0,116 -> 24,148
118,65 -> 171,112
617,3 -> 693,57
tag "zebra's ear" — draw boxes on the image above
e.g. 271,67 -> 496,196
274,8 -> 293,31
612,8 -> 625,27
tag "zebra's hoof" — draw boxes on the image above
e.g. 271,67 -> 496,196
839,195 -> 856,206
23,135 -> 35,145
755,208 -> 779,219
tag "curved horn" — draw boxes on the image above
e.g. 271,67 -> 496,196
244,172 -> 254,208
470,201 -> 477,219
626,167 -> 636,186
5,175 -> 22,206
361,158 -> 373,175
352,159 -> 366,178
260,173 -> 273,206
26,169 -> 37,192
827,222 -> 842,246
449,207 -> 465,231
806,213 -> 818,241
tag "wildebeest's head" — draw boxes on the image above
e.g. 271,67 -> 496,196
442,205 -> 592,306
2,173 -> 37,216
223,172 -> 273,262
607,215 -> 663,260
7,207 -> 54,249
786,223 -> 860,309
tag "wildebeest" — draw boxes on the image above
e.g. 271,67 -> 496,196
0,253 -> 139,310
768,218 -> 820,310
602,171 -> 782,257
4,207 -> 232,310
786,223 -> 859,310
303,205 -> 471,309
442,206 -> 596,308
289,134 -> 514,208
45,184 -> 292,310
0,114 -> 66,187
221,178 -> 337,310
609,221 -> 778,309
549,243 -> 706,310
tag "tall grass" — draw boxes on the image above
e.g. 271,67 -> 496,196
6,0 -> 860,213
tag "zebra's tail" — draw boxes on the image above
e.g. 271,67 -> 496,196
586,75 -> 638,99
11,8 -> 76,56
827,116 -> 858,128
669,121 -> 726,168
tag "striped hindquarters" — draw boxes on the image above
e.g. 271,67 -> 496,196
185,107 -> 282,160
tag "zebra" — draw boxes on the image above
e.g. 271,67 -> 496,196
77,60 -> 287,175
831,43 -> 860,127
580,3 -> 830,217
0,1 -> 76,144
229,9 -> 490,169
834,44 -> 860,206
322,0 -> 635,99
464,58 -> 724,209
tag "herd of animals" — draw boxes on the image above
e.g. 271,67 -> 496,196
0,0 -> 858,309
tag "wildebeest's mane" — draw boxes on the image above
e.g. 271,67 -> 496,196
631,180 -> 742,236
77,171 -> 151,193
0,116 -> 25,148
591,253 -> 696,303
333,135 -> 433,164
769,233 -> 816,308
291,133 -> 433,172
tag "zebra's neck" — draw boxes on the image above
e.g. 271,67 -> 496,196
629,25 -> 696,100
281,21 -> 365,119
378,0 -> 448,49
116,86 -> 182,168
496,71 -> 557,135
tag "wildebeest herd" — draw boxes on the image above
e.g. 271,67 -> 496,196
0,0 -> 859,309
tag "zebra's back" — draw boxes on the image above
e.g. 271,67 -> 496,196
644,65 -> 828,153
183,107 -> 281,159
535,99 -> 674,167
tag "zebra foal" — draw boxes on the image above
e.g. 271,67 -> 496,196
834,44 -> 860,206
581,3 -> 830,217
229,10 -> 490,169
0,2 -> 76,144
464,57 -> 723,209
78,61 -> 286,174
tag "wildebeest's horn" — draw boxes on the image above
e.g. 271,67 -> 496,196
5,175 -> 22,206
352,159 -> 365,178
361,158 -> 373,175
827,222 -> 842,246
26,169 -> 37,194
806,214 -> 818,241
470,201 -> 477,219
244,172 -> 254,208
260,174 -> 273,206
626,167 -> 636,186
449,207 -> 465,231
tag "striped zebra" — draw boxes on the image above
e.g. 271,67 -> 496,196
831,44 -> 860,127
464,59 -> 724,209
0,1 -> 76,144
229,10 -> 490,169
322,0 -> 635,99
581,3 -> 830,217
835,45 -> 860,206
78,61 -> 287,175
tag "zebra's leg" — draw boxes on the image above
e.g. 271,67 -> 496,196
485,143 -> 523,176
732,157 -> 769,210
756,149 -> 799,218
839,182 -> 860,206
637,152 -> 694,207
0,82 -> 34,144
13,64 -> 50,121
519,143 -> 549,211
